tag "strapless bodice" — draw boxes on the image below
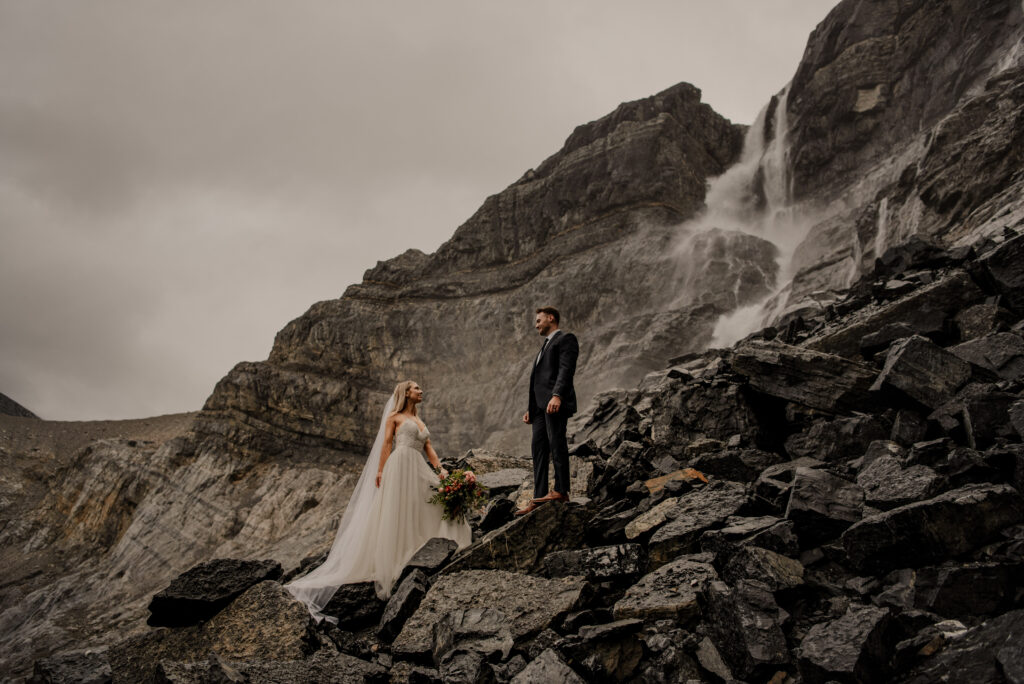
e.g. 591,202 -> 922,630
394,418 -> 429,449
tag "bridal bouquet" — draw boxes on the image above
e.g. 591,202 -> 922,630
429,469 -> 488,523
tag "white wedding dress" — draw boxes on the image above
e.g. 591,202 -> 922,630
285,413 -> 472,623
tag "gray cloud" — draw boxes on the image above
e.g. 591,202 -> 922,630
0,0 -> 836,419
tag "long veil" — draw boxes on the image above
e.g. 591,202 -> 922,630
284,394 -> 395,623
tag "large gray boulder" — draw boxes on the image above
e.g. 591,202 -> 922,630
511,649 -> 584,684
440,501 -> 589,575
612,553 -> 717,622
949,332 -> 1024,380
841,483 -> 1024,573
147,558 -> 283,627
869,335 -> 972,410
797,604 -> 894,683
785,467 -> 864,548
391,571 -> 586,661
702,579 -> 790,681
856,455 -> 943,510
730,339 -> 878,413
647,481 -> 749,566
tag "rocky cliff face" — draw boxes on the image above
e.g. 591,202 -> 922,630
193,82 -> 772,462
5,0 -> 1024,680
775,0 -> 1024,313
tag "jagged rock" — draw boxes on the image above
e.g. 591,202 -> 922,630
807,272 -> 987,358
542,544 -> 644,582
797,604 -> 893,683
570,394 -> 641,454
511,649 -> 584,684
961,385 -> 1020,449
146,559 -> 283,627
433,607 -> 515,668
612,552 -> 717,622
378,569 -> 429,641
754,457 -> 825,511
478,468 -> 531,496
436,649 -> 486,683
643,468 -> 707,495
860,439 -> 906,469
624,498 -> 678,540
392,571 -> 586,661
841,484 -> 1024,573
554,622 -> 633,676
29,649 -> 111,684
856,455 -> 943,510
647,380 -> 764,455
402,538 -> 460,578
978,232 -> 1024,313
721,545 -> 804,592
785,414 -> 890,462
634,625 -> 704,683
904,437 -> 953,467
559,619 -> 643,682
950,332 -> 1024,380
689,447 -> 785,482
700,515 -> 799,562
441,501 -> 588,575
901,609 -> 1024,683
487,655 -> 527,684
890,411 -> 929,446
730,339 -> 878,413
955,299 -> 1016,340
701,579 -> 789,680
869,335 -> 972,410
695,637 -> 734,682
647,481 -> 749,565
478,497 -> 517,533
785,467 -> 864,548
912,561 -> 1022,618
110,582 -> 319,682
322,581 -> 385,629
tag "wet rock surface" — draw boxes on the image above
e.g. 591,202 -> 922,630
147,559 -> 283,627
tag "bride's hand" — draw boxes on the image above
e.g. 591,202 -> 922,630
439,468 -> 449,480
375,472 -> 382,488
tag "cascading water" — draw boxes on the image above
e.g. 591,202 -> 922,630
670,84 -> 813,347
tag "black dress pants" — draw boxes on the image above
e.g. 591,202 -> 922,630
531,406 -> 570,498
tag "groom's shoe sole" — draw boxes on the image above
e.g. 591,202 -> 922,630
531,491 -> 570,503
514,502 -> 539,516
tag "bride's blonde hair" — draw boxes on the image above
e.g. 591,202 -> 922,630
391,380 -> 419,415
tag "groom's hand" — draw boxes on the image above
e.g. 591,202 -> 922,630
546,396 -> 562,414
522,411 -> 531,424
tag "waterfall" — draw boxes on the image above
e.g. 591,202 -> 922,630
874,196 -> 889,261
690,84 -> 812,347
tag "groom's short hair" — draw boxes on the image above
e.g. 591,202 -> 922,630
536,306 -> 560,324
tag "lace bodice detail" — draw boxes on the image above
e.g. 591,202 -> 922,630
394,418 -> 429,450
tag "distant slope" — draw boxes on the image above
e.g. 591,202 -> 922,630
0,392 -> 38,418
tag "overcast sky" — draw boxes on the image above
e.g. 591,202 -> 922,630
1,0 -> 836,421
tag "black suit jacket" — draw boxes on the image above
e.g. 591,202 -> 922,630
528,330 -> 579,417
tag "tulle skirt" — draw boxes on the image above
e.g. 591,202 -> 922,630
285,444 -> 472,622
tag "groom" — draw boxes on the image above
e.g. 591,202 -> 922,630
516,306 -> 579,516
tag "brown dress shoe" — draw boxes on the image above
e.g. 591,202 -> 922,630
531,490 -> 570,503
514,501 -> 538,516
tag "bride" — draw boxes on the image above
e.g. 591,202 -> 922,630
285,380 -> 472,623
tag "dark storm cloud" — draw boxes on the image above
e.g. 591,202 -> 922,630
0,0 -> 836,419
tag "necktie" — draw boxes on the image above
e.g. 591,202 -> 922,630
535,338 -> 549,366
